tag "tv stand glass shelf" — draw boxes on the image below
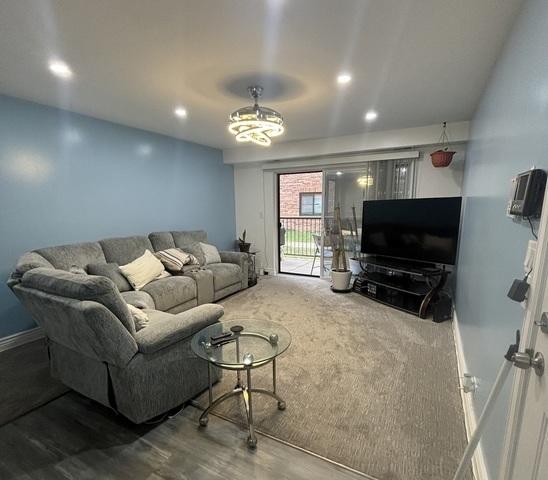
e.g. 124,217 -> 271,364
353,256 -> 447,318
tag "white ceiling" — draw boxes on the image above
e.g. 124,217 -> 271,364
0,0 -> 523,149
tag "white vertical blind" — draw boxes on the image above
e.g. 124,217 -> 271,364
320,159 -> 415,275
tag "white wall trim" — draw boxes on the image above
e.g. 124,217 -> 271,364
260,150 -> 420,171
0,327 -> 44,353
223,121 -> 470,164
453,311 -> 490,480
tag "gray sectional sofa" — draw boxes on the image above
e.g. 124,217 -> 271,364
8,230 -> 249,423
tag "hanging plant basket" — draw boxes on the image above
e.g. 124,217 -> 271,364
430,122 -> 455,168
431,149 -> 455,167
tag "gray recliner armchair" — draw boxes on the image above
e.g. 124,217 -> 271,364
12,267 -> 223,423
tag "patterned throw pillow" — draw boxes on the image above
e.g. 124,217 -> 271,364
156,248 -> 192,272
119,250 -> 165,290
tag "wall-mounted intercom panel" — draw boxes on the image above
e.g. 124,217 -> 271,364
507,168 -> 547,218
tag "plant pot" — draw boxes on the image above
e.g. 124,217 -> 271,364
331,270 -> 352,291
239,242 -> 251,253
430,150 -> 455,168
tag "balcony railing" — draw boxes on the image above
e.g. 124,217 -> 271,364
280,216 -> 322,257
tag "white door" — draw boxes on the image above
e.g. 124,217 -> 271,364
501,193 -> 548,480
507,305 -> 548,478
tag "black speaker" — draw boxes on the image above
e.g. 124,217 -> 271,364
433,293 -> 453,323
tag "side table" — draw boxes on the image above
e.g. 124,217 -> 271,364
247,250 -> 259,287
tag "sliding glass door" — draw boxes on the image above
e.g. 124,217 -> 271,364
276,159 -> 414,278
278,172 -> 323,277
320,159 -> 414,277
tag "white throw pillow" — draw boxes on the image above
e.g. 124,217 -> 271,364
119,249 -> 165,290
199,242 -> 222,265
127,304 -> 149,331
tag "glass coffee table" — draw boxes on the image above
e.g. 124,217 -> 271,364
191,319 -> 291,448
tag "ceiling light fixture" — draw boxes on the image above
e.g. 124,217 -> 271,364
364,110 -> 378,122
357,175 -> 374,187
337,73 -> 352,85
336,171 -> 343,176
48,60 -> 73,79
228,86 -> 284,147
174,107 -> 188,119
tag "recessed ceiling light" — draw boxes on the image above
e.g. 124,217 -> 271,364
336,171 -> 343,176
364,110 -> 378,122
174,107 -> 188,119
48,60 -> 73,79
337,73 -> 352,85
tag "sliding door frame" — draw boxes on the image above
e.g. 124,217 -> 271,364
277,171 -> 323,277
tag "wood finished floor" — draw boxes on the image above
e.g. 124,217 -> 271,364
0,339 -> 68,426
0,392 -> 367,480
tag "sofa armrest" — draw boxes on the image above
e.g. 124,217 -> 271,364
183,269 -> 214,304
7,251 -> 55,288
219,251 -> 249,288
135,304 -> 224,354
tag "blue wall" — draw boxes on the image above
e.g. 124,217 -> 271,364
455,0 -> 548,477
0,95 -> 235,338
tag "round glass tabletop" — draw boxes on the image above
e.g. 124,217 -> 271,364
191,319 -> 291,369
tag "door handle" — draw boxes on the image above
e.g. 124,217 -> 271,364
512,349 -> 545,376
534,312 -> 548,334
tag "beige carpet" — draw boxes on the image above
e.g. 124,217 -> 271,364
197,275 -> 470,480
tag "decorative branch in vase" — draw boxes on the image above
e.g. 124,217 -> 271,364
330,206 -> 352,291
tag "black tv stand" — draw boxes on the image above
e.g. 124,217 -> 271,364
353,256 -> 448,319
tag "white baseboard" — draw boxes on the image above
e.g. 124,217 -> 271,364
452,311 -> 490,480
0,327 -> 44,353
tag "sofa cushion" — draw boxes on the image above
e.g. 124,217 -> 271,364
156,248 -> 193,272
127,304 -> 149,331
119,250 -> 166,290
135,304 -> 224,354
121,290 -> 155,310
21,267 -> 135,335
35,242 -> 105,271
199,242 -> 221,264
13,252 -> 55,277
87,263 -> 132,292
148,232 -> 176,252
171,230 -> 207,248
99,236 -> 154,265
141,275 -> 197,311
142,309 -> 173,323
206,263 -> 242,291
69,266 -> 87,275
180,243 -> 206,266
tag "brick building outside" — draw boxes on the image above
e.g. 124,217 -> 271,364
279,172 -> 323,217
279,173 -> 323,247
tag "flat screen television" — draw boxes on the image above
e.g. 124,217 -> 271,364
360,197 -> 462,265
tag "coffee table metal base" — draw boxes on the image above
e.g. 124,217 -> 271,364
199,360 -> 286,448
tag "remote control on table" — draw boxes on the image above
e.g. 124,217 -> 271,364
210,331 -> 232,342
210,336 -> 236,347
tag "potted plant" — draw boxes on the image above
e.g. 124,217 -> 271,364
238,230 -> 251,253
430,122 -> 456,168
330,206 -> 352,291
